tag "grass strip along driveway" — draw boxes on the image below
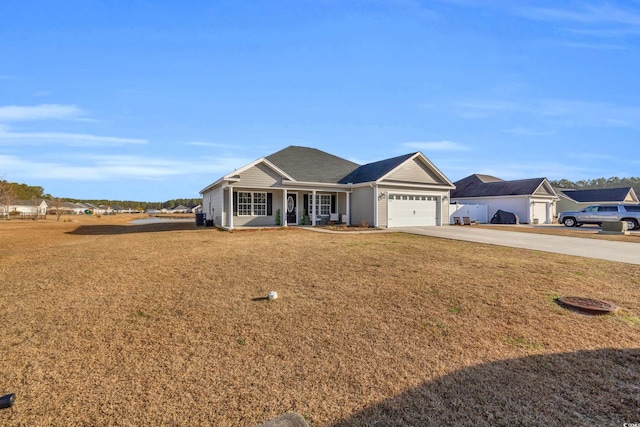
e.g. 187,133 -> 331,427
1,216 -> 639,426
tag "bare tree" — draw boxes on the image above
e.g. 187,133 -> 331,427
0,179 -> 15,219
53,197 -> 64,222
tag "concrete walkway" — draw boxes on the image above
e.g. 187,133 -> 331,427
394,226 -> 640,266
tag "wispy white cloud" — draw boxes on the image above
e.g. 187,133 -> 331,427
403,140 -> 471,151
454,99 -> 567,118
0,153 -> 251,182
0,126 -> 146,146
517,4 -> 640,26
469,161 -> 606,181
0,104 -> 85,122
502,127 -> 556,136
566,27 -> 640,37
562,41 -> 627,50
515,3 -> 640,49
182,141 -> 249,150
455,98 -> 640,128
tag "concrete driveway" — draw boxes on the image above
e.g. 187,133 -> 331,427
395,226 -> 640,266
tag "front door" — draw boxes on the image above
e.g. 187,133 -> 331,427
286,193 -> 297,225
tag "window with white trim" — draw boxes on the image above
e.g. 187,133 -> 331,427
237,192 -> 268,216
309,194 -> 331,216
238,192 -> 252,216
253,192 -> 267,216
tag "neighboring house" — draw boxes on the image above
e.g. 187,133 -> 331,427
4,199 -> 48,216
556,187 -> 639,213
200,146 -> 455,229
451,174 -> 559,224
45,201 -> 86,215
76,203 -> 94,213
67,202 -> 88,214
171,205 -> 189,213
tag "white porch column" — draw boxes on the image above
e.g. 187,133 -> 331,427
228,187 -> 234,230
346,192 -> 350,225
312,190 -> 317,226
283,189 -> 288,227
373,185 -> 378,228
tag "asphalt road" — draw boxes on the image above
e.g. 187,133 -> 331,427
395,226 -> 640,266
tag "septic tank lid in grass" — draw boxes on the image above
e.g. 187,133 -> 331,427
557,296 -> 617,315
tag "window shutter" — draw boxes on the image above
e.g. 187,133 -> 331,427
303,194 -> 309,215
233,192 -> 238,216
331,195 -> 336,213
267,193 -> 272,216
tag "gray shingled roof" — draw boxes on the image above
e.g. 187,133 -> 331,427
266,146 -> 359,183
558,187 -> 634,203
339,153 -> 416,184
452,174 -> 546,198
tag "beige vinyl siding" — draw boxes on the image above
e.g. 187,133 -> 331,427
337,192 -> 347,217
202,187 -> 224,226
202,191 -> 213,221
230,189 -> 283,227
237,163 -> 282,188
385,158 -> 441,184
350,187 -> 375,227
211,188 -> 224,226
534,184 -> 555,196
378,190 -> 388,228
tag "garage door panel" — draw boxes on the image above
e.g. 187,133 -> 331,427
388,195 -> 437,227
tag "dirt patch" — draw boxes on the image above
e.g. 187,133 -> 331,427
1,216 -> 639,426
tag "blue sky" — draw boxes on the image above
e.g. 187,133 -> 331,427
1,0 -> 639,201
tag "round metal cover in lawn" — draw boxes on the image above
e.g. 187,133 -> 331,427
557,296 -> 617,315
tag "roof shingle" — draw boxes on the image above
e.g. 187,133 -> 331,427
452,174 -> 547,198
558,187 -> 634,203
338,153 -> 416,184
266,146 -> 359,183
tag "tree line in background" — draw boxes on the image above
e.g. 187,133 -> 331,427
0,180 -> 201,210
549,176 -> 640,195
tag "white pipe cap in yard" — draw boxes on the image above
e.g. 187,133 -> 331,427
268,291 -> 278,300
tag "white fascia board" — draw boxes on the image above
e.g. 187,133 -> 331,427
200,178 -> 224,195
534,179 -> 559,198
227,157 -> 295,181
451,195 -> 527,202
200,157 -> 291,195
557,191 -> 578,203
283,180 -> 351,190
376,181 -> 455,190
376,152 -> 456,188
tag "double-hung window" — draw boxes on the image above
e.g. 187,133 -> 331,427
237,192 -> 253,216
253,192 -> 267,216
309,194 -> 331,216
237,192 -> 267,216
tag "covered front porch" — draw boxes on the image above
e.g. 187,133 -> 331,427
222,185 -> 351,230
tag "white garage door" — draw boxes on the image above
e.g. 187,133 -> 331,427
388,194 -> 437,227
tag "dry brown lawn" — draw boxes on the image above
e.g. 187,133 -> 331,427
1,215 -> 639,426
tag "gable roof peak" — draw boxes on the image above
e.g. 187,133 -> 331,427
265,146 -> 360,183
338,152 -> 417,184
474,174 -> 503,183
